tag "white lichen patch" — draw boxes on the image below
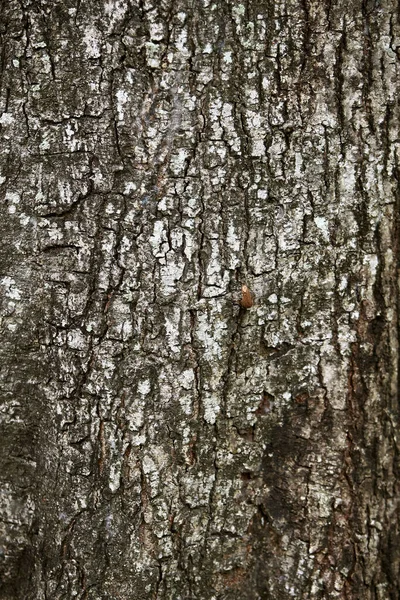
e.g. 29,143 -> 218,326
203,393 -> 221,425
0,112 -> 15,126
83,25 -> 102,58
1,277 -> 22,300
67,329 -> 87,351
314,216 -> 330,241
170,148 -> 190,176
116,89 -> 129,121
5,191 -> 20,215
165,307 -> 181,354
138,380 -> 151,396
109,463 -> 121,493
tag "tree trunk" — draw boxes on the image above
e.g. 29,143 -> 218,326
1,0 -> 399,598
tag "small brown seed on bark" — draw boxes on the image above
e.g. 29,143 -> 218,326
240,285 -> 253,308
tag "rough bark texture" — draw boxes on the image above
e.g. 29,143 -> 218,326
0,0 -> 399,598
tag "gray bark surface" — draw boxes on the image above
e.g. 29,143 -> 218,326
0,0 -> 399,598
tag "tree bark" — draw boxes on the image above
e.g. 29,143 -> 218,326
0,0 -> 399,598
